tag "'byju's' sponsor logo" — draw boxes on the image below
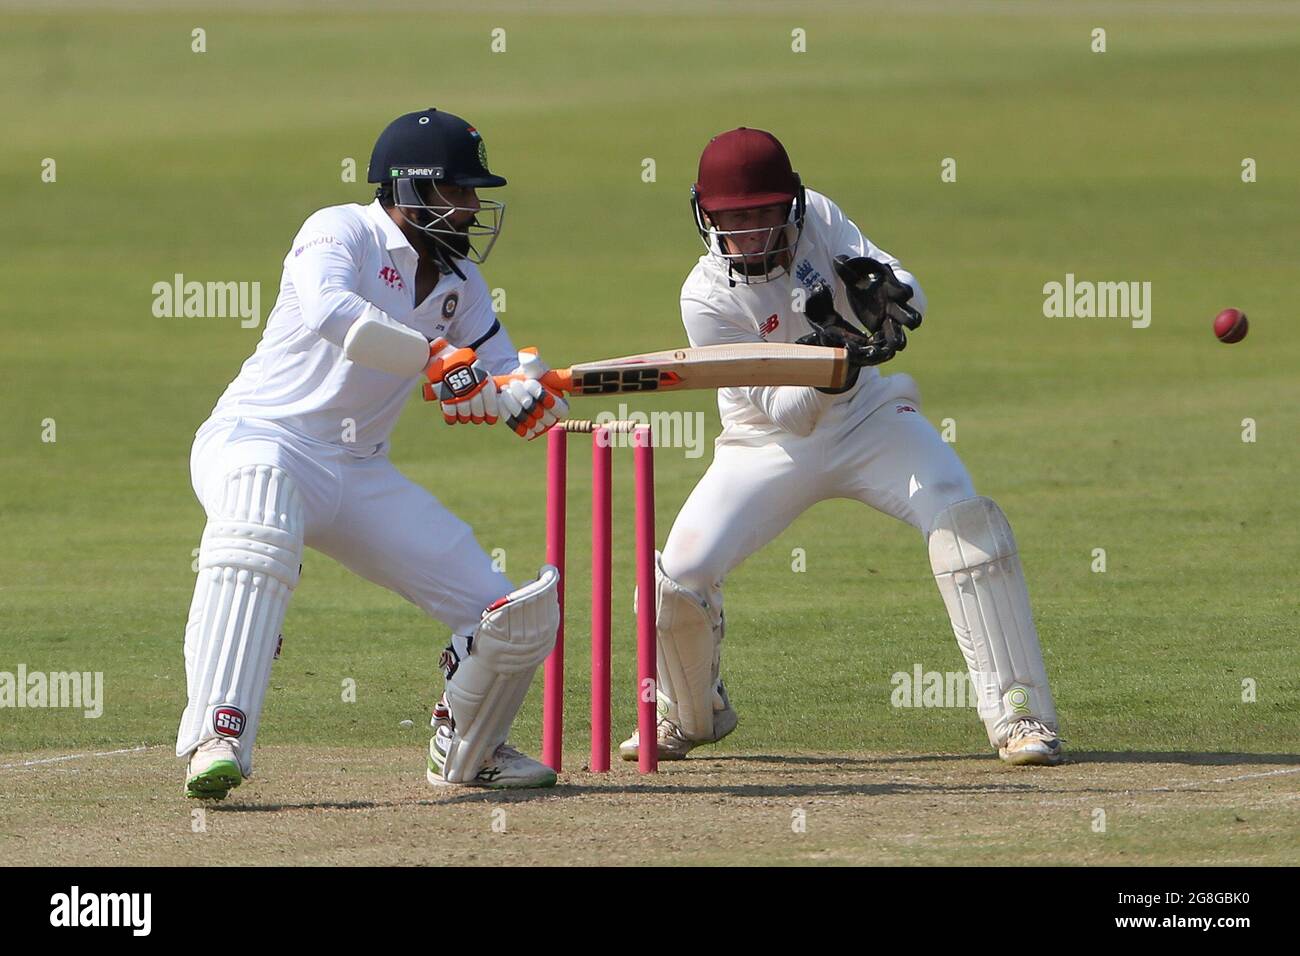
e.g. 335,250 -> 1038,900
49,886 -> 151,936
293,235 -> 337,257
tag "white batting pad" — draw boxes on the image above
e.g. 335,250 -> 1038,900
646,554 -> 725,740
176,465 -> 305,775
442,565 -> 559,783
928,496 -> 1058,748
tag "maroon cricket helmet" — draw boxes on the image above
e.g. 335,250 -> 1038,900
690,128 -> 806,284
693,127 -> 799,212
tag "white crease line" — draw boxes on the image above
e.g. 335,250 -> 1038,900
1157,765 -> 1300,790
1206,766 -> 1300,785
0,745 -> 157,769
1030,766 -> 1300,807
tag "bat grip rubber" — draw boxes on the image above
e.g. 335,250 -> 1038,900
492,368 -> 574,394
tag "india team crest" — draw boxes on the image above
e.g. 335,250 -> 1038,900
442,292 -> 459,319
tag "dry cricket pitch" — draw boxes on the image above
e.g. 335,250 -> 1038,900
3,746 -> 1298,866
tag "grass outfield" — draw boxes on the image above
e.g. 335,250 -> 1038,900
1,2 -> 1298,864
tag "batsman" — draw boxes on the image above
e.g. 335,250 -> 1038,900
177,108 -> 573,798
621,128 -> 1063,767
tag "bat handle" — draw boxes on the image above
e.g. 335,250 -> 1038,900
492,368 -> 574,394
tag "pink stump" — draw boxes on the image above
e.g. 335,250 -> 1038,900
632,426 -> 658,774
543,427 -> 567,772
590,428 -> 613,772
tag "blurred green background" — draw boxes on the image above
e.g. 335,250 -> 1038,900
2,1 -> 1297,763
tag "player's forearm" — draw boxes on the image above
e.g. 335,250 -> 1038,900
740,384 -> 837,436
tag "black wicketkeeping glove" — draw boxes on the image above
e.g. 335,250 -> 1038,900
832,255 -> 923,334
796,281 -> 900,390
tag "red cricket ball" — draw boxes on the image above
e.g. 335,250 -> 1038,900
1213,308 -> 1248,344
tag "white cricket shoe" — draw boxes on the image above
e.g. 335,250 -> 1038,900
998,716 -> 1064,766
185,738 -> 244,800
619,682 -> 739,762
425,700 -> 556,789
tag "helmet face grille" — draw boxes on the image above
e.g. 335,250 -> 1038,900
691,182 -> 806,285
393,177 -> 506,265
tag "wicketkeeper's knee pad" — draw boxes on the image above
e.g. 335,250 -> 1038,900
442,565 -> 559,782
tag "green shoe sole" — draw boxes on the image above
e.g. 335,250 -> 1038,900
185,759 -> 243,800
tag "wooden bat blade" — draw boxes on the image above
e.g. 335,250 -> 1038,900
557,343 -> 849,395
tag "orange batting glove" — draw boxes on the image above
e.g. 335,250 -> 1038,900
422,338 -> 500,425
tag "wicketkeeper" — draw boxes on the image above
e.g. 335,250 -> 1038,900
620,128 -> 1063,766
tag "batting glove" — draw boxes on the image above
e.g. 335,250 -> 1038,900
498,349 -> 570,440
422,338 -> 501,425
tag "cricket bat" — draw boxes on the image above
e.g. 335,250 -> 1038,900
496,343 -> 850,395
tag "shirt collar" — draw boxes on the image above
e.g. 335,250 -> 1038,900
367,199 -> 417,255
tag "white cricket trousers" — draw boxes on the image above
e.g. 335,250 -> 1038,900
662,375 -> 977,593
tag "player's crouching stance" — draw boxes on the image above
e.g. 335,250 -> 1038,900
620,128 -> 1062,768
178,108 -> 570,800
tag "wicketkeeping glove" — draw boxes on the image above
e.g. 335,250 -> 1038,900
496,349 -> 570,440
422,338 -> 501,425
832,255 -> 923,334
796,277 -> 908,381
